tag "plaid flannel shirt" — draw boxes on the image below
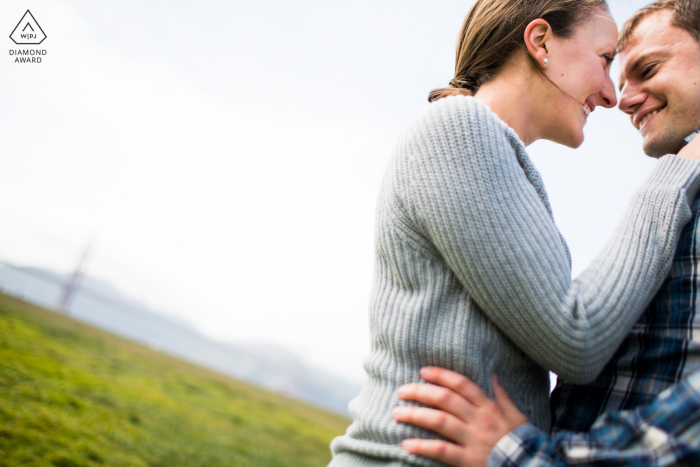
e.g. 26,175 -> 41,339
489,194 -> 700,466
489,369 -> 700,466
551,194 -> 700,434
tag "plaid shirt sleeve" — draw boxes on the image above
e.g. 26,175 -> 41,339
489,371 -> 700,467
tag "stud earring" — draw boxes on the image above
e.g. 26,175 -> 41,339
543,58 -> 549,65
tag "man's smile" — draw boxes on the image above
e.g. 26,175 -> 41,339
635,105 -> 666,130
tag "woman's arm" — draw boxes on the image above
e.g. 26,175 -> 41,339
406,97 -> 700,382
394,367 -> 700,467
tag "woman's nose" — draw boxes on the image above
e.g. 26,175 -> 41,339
598,75 -> 617,108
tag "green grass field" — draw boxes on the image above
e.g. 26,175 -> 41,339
0,292 -> 350,466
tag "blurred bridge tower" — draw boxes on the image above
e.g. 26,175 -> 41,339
58,237 -> 94,314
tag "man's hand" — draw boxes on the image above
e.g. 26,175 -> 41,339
393,367 -> 529,467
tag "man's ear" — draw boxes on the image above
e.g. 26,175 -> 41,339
524,19 -> 552,67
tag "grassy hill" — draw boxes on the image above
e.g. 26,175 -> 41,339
0,292 -> 350,466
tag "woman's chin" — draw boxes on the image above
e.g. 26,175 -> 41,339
548,130 -> 584,149
569,135 -> 585,149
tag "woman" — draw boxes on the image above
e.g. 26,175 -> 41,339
329,0 -> 700,465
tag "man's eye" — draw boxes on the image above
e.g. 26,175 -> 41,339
642,64 -> 656,78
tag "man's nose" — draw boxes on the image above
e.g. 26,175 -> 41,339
618,82 -> 644,115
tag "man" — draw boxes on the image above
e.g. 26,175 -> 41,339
548,0 -> 700,436
392,1 -> 700,465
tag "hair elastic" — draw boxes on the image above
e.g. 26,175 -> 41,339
449,78 -> 471,89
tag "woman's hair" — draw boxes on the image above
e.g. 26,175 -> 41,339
428,0 -> 609,103
618,0 -> 700,52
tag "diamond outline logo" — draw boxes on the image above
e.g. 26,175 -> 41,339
10,10 -> 46,45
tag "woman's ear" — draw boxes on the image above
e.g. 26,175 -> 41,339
524,19 -> 552,68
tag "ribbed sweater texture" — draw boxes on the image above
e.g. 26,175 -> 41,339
329,96 -> 700,467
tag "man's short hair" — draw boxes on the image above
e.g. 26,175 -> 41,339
618,0 -> 700,51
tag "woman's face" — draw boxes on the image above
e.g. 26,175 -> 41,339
543,8 -> 618,147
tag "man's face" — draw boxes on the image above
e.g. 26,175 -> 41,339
618,9 -> 700,157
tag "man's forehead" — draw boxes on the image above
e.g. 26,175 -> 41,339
618,10 -> 675,85
621,10 -> 674,59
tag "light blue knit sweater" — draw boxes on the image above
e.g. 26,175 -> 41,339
329,96 -> 700,467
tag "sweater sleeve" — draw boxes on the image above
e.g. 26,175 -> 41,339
405,97 -> 700,384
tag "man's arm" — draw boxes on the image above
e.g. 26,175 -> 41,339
394,367 -> 700,467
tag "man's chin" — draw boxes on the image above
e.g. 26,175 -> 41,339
643,135 -> 686,158
642,146 -> 666,159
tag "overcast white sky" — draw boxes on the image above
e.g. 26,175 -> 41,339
0,0 -> 658,383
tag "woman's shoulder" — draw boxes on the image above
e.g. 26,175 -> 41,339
406,95 -> 523,152
397,95 -> 523,162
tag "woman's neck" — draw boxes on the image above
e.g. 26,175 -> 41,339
474,54 -> 549,147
